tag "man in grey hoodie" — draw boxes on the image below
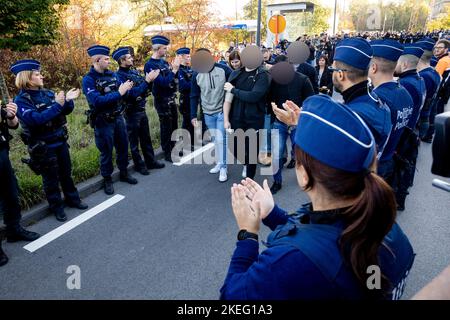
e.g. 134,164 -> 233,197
190,48 -> 232,182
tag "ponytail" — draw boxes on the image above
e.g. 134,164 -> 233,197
295,147 -> 397,296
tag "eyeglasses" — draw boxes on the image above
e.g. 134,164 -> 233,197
328,66 -> 348,72
434,46 -> 445,50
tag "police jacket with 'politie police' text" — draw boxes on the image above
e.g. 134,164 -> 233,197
220,203 -> 415,300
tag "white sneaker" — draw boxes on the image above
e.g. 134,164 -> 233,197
219,168 -> 228,182
242,165 -> 247,178
209,164 -> 221,174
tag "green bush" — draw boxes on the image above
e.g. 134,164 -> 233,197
8,94 -> 162,210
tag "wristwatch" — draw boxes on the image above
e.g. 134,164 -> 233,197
237,229 -> 258,241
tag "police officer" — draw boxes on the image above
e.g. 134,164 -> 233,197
176,47 -> 195,151
13,60 -> 88,222
221,95 -> 414,300
415,38 -> 441,142
331,38 -> 392,151
393,46 -> 426,210
82,45 -> 138,195
144,35 -> 180,162
0,100 -> 41,266
113,47 -> 165,175
368,39 -> 414,184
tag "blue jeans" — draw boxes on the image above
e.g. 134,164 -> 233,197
259,114 -> 272,153
272,120 -> 296,184
204,112 -> 227,169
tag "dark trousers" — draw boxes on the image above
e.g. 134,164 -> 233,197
125,111 -> 157,169
392,141 -> 419,208
0,148 -> 22,231
154,97 -> 178,156
231,119 -> 264,180
377,158 -> 395,186
40,142 -> 81,215
94,115 -> 129,177
179,95 -> 194,148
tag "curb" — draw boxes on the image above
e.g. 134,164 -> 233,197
0,148 -> 165,238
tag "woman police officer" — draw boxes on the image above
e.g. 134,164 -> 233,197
221,95 -> 415,300
12,59 -> 88,222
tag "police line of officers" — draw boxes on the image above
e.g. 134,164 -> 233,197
0,33 -> 448,293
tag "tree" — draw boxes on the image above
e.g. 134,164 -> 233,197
427,7 -> 450,31
0,0 -> 69,51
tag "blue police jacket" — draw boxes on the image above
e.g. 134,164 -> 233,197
373,81 -> 414,161
398,70 -> 426,129
342,81 -> 392,153
15,89 -> 73,147
178,64 -> 193,97
82,67 -> 123,114
418,67 -> 441,116
144,58 -> 177,98
115,67 -> 151,111
220,204 -> 415,300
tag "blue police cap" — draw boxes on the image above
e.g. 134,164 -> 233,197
415,37 -> 435,52
176,47 -> 190,55
294,95 -> 376,173
151,35 -> 170,46
430,56 -> 438,67
10,59 -> 41,75
112,47 -> 130,61
87,45 -> 110,57
370,39 -> 404,62
334,38 -> 373,70
401,46 -> 424,58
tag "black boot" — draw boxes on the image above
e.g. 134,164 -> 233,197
137,166 -> 150,176
104,176 -> 114,195
120,171 -> 138,184
286,159 -> 296,169
164,153 -> 173,163
55,210 -> 67,222
6,225 -> 41,243
270,182 -> 282,195
65,200 -> 88,210
147,161 -> 165,169
0,243 -> 8,267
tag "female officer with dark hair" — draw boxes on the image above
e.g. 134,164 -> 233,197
221,95 -> 415,300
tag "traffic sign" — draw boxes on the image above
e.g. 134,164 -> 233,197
268,14 -> 286,34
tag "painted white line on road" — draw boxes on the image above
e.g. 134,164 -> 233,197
23,194 -> 125,253
173,142 -> 215,166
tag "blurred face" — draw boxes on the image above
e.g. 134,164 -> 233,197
263,51 -> 270,61
230,59 -> 241,70
121,54 -> 134,67
180,54 -> 191,65
30,70 -> 44,88
275,48 -> 282,55
225,52 -> 230,60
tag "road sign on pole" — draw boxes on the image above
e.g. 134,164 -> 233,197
268,14 -> 286,45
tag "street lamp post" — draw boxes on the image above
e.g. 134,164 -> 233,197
256,0 -> 262,46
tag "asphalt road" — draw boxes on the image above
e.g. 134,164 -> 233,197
0,142 -> 449,299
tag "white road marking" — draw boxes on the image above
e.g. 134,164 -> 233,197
23,194 -> 125,253
173,142 -> 215,166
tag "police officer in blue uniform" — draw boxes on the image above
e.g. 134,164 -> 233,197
369,39 -> 414,184
176,47 -> 195,151
331,38 -> 392,152
415,38 -> 441,141
221,95 -> 414,300
144,35 -> 180,162
82,45 -> 138,195
113,47 -> 165,175
393,46 -> 427,210
0,99 -> 40,266
13,60 -> 88,222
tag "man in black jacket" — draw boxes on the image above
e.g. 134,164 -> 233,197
297,62 -> 319,94
268,55 -> 315,193
223,49 -> 271,180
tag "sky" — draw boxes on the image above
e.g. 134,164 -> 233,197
213,0 -> 248,20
